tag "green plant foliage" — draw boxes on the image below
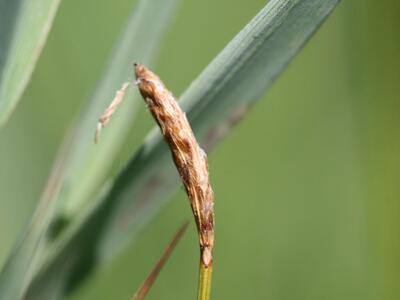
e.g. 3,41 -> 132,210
24,0 -> 340,298
3,0 -> 400,299
98,0 -> 341,263
0,0 -> 62,127
0,0 -> 178,299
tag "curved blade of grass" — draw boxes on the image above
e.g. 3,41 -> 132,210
58,0 -> 179,221
0,0 -> 62,128
98,0 -> 341,260
26,0 -> 340,295
0,0 -> 178,299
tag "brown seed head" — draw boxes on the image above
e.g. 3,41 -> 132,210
134,63 -> 215,267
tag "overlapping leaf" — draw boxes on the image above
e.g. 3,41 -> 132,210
0,0 -> 179,299
0,0 -> 62,127
26,0 -> 340,297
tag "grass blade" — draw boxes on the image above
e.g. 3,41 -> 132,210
0,0 -> 61,127
98,0 -> 341,261
0,131 -> 72,300
0,0 -> 178,299
56,0 -> 179,220
132,222 -> 189,300
26,0 -> 340,295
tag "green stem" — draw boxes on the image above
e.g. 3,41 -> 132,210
198,260 -> 213,300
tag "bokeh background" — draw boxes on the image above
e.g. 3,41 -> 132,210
1,0 -> 399,299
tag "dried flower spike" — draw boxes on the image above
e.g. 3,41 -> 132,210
94,82 -> 130,143
134,63 -> 215,299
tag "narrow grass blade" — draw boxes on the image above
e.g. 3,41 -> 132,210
0,0 -> 62,127
0,129 -> 72,300
98,0 -> 341,261
0,0 -> 178,299
132,222 -> 189,300
57,0 -> 179,220
26,0 -> 340,295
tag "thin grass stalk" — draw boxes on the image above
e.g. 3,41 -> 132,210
198,262 -> 213,300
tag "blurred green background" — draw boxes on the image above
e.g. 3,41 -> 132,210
1,0 -> 399,299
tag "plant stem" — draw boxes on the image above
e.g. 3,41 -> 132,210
198,260 -> 213,300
